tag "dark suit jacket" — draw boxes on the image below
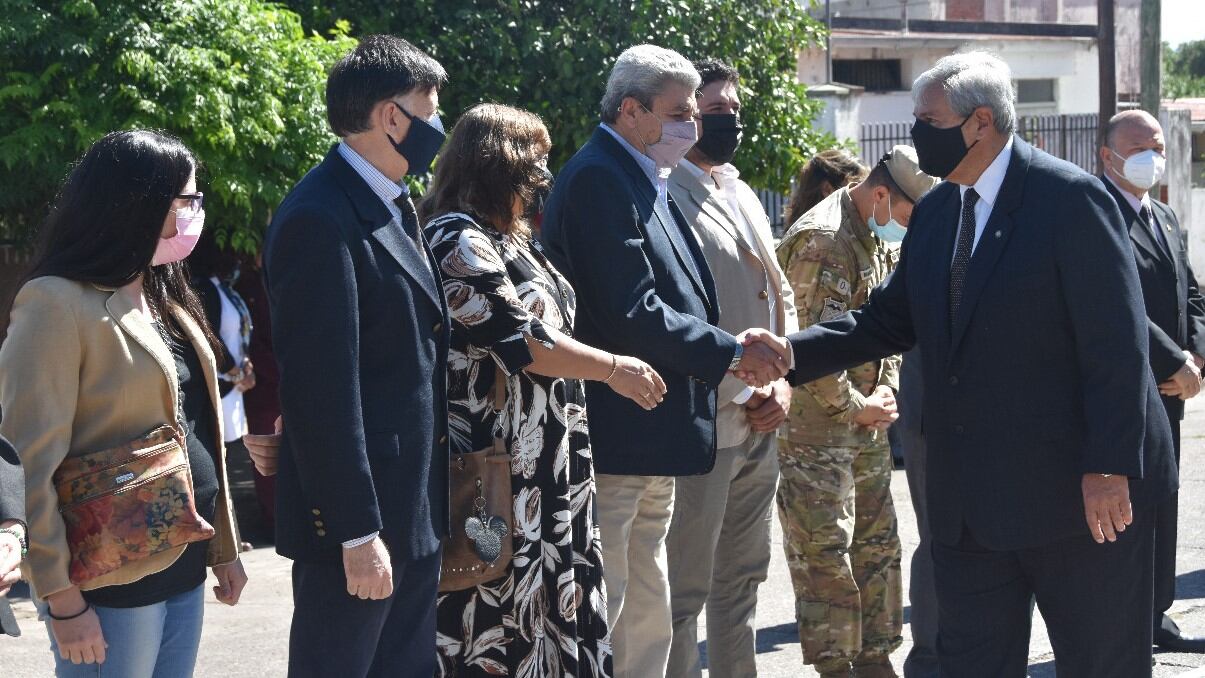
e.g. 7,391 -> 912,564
541,127 -> 739,476
1103,177 -> 1205,423
0,427 -> 23,637
265,147 -> 450,563
786,138 -> 1176,551
194,278 -> 236,397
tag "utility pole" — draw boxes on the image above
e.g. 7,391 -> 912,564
1140,0 -> 1161,116
825,0 -> 832,83
1098,0 -> 1116,171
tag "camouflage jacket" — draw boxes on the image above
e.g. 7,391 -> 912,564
776,186 -> 901,447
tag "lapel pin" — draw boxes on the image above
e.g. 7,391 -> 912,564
995,230 -> 1002,238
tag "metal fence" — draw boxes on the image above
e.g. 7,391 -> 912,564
857,113 -> 1100,173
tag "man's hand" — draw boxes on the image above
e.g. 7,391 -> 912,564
746,379 -> 792,432
732,329 -> 791,387
1082,473 -> 1132,543
0,520 -> 23,596
1159,354 -> 1202,400
212,558 -> 248,606
852,386 -> 898,431
242,415 -> 282,476
343,535 -> 393,600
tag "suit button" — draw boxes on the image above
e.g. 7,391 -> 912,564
316,529 -> 327,537
948,376 -> 959,386
432,322 -> 443,334
439,434 -> 448,445
954,425 -> 965,434
758,290 -> 769,300
311,508 -> 321,516
314,520 -> 324,528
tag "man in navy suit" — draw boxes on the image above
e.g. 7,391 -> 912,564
752,52 -> 1176,677
264,36 -> 450,678
540,44 -> 787,677
1099,109 -> 1205,653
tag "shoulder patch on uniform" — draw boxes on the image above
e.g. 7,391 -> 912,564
820,298 -> 848,321
836,277 -> 852,296
859,266 -> 874,281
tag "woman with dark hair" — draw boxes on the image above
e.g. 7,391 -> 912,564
422,103 -> 662,678
784,148 -> 868,226
0,130 -> 246,676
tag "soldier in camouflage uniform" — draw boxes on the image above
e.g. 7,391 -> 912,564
774,146 -> 939,678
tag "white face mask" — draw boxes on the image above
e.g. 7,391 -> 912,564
1110,148 -> 1165,191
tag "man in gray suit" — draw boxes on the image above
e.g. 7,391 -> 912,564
0,424 -> 27,637
665,58 -> 799,678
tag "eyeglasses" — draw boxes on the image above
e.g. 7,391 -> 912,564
176,192 -> 204,211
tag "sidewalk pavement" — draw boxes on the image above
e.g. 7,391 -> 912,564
6,397 -> 1205,676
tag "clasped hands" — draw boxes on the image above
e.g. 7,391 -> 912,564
731,328 -> 792,388
1158,351 -> 1204,400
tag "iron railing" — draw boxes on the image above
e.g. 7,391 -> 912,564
857,113 -> 1100,173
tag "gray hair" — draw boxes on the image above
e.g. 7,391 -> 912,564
911,51 -> 1017,135
600,44 -> 701,123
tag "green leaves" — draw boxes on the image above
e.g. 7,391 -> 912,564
284,0 -> 831,194
0,0 -> 353,248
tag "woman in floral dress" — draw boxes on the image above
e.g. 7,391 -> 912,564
421,103 -> 666,678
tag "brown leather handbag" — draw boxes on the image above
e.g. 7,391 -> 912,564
439,368 -> 514,592
53,425 -> 215,586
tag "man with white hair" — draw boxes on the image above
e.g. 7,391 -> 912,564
760,51 -> 1177,676
540,45 -> 788,676
1099,109 -> 1205,654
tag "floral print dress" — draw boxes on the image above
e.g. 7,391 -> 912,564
426,213 -> 612,678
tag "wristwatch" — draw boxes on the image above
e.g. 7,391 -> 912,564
0,525 -> 27,557
728,343 -> 745,371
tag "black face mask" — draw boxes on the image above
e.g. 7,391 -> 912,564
524,166 -> 555,220
388,103 -> 447,177
694,113 -> 743,165
910,114 -> 977,178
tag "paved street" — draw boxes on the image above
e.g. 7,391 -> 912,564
6,397 -> 1205,676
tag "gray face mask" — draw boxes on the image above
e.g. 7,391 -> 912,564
637,104 -> 698,170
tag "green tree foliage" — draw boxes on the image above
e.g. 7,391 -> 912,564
1164,40 -> 1205,99
0,0 -> 355,249
284,0 -> 831,193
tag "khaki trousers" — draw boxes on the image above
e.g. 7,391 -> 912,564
597,473 -> 676,678
666,432 -> 779,678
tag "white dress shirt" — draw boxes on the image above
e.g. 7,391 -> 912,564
600,123 -> 671,210
211,277 -> 248,443
955,136 -> 1014,260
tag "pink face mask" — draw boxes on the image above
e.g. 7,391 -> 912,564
152,206 -> 205,266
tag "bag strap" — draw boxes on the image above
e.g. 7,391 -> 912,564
492,367 -> 507,456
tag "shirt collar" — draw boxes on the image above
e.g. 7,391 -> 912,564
600,123 -> 662,190
337,142 -> 408,210
681,158 -> 741,188
1103,171 -> 1149,217
958,136 -> 1013,208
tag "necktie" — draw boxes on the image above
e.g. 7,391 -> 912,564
1138,204 -> 1167,250
394,194 -> 432,272
949,188 -> 979,324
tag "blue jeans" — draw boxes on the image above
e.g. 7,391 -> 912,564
44,584 -> 205,678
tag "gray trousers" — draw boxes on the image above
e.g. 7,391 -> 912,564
898,425 -> 940,678
666,431 -> 779,678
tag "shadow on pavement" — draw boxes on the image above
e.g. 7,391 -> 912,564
1177,568 -> 1205,600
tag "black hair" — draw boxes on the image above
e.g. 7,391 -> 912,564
16,129 -> 222,353
188,229 -> 239,281
864,154 -> 910,202
693,58 -> 740,92
326,35 -> 448,137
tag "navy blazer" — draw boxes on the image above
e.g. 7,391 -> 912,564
540,127 -> 740,476
786,138 -> 1176,551
264,147 -> 450,563
1103,177 -> 1205,423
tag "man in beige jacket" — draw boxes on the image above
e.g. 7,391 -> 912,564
665,58 -> 799,678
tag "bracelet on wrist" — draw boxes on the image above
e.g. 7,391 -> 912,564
0,525 -> 26,557
49,602 -> 91,622
602,355 -> 619,383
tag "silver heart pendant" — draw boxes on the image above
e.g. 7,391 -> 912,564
465,514 -> 508,564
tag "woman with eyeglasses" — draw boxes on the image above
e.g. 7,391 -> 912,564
0,130 -> 246,677
421,103 -> 666,678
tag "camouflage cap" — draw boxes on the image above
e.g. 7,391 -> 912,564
883,145 -> 940,203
